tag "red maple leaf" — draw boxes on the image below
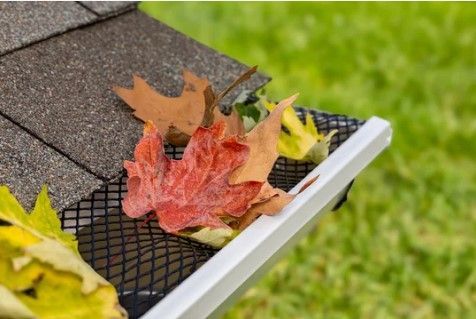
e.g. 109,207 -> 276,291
123,121 -> 263,233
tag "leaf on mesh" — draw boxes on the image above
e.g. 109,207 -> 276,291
0,186 -> 127,318
263,99 -> 337,164
114,67 -> 258,145
123,94 -> 319,246
123,121 -> 263,233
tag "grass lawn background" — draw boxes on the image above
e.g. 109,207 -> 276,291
140,2 -> 476,318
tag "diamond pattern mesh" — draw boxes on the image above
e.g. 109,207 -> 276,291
59,107 -> 364,318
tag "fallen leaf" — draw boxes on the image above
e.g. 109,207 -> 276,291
0,186 -> 127,318
234,90 -> 268,132
0,185 -> 78,254
123,121 -> 263,233
227,94 -> 300,223
230,94 -> 318,230
213,109 -> 245,137
114,70 -> 206,137
263,100 -> 337,164
123,94 -> 320,246
21,239 -> 109,294
302,132 -> 337,164
230,94 -> 299,184
249,182 -> 280,205
30,186 -> 78,254
185,227 -> 237,248
237,176 -> 319,230
0,258 -> 126,319
237,188 -> 294,230
114,67 -> 256,145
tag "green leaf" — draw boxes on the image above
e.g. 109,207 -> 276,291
263,100 -> 337,164
234,90 -> 269,132
242,116 -> 259,132
235,103 -> 262,123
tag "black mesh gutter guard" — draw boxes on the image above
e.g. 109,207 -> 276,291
60,107 -> 374,318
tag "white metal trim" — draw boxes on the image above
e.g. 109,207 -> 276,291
141,116 -> 392,319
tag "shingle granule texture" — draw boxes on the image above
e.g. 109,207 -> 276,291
79,1 -> 136,16
0,2 -> 96,55
0,116 -> 102,211
0,11 -> 270,181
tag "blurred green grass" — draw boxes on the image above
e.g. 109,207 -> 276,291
140,2 -> 476,318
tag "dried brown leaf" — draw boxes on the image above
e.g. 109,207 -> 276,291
237,176 -> 319,230
230,94 -> 299,184
114,67 -> 256,145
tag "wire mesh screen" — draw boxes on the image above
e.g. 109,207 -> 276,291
59,107 -> 364,318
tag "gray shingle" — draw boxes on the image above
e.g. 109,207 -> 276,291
0,116 -> 102,211
79,1 -> 136,16
0,2 -> 96,55
0,11 -> 270,181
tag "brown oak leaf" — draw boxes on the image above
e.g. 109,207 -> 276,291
122,121 -> 263,233
114,67 -> 257,145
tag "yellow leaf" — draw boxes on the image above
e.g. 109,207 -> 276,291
0,185 -> 78,254
0,186 -> 127,318
0,226 -> 40,248
263,99 -> 337,164
185,227 -> 236,248
30,185 -> 78,253
17,267 -> 126,319
20,239 -> 109,294
0,256 -> 126,319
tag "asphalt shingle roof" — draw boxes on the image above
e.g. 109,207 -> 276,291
0,116 -> 102,210
0,5 -> 269,211
0,2 -> 97,56
79,1 -> 135,16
